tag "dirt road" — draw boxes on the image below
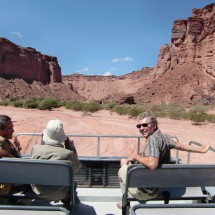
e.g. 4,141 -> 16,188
1,106 -> 214,164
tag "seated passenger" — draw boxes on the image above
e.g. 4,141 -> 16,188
31,119 -> 81,202
0,115 -> 22,195
118,112 -> 211,203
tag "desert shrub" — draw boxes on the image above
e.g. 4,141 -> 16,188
82,102 -> 102,112
0,100 -> 9,106
64,101 -> 83,111
149,104 -> 167,115
9,98 -> 18,102
102,102 -> 117,110
113,105 -> 128,115
167,105 -> 186,120
65,101 -> 101,112
189,105 -> 210,113
188,110 -> 207,123
156,111 -> 168,118
23,99 -> 38,109
205,114 -> 215,123
128,107 -> 142,118
13,100 -> 24,107
38,98 -> 61,110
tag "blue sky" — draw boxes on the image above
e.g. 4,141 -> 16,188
0,0 -> 214,76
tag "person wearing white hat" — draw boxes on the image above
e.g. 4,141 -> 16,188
31,119 -> 81,202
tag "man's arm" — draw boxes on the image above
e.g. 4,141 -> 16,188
64,137 -> 77,155
174,143 -> 210,153
126,154 -> 159,170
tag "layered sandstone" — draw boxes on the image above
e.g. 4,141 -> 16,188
0,3 -> 214,106
0,77 -> 83,101
0,37 -> 62,84
156,3 -> 215,77
64,3 -> 215,105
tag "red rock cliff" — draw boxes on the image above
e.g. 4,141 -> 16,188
156,3 -> 215,77
64,3 -> 215,105
0,37 -> 62,84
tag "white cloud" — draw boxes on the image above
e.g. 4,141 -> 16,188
75,68 -> 89,73
112,57 -> 133,63
112,58 -> 120,63
104,71 -> 112,76
123,57 -> 133,62
104,68 -> 116,76
10,31 -> 23,38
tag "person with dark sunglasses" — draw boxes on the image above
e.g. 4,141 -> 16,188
117,111 -> 211,206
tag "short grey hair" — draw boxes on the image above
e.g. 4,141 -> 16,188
0,115 -> 11,130
137,112 -> 158,126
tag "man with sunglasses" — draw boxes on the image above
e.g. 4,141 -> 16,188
117,111 -> 210,203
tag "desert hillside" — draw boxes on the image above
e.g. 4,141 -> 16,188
0,3 -> 214,106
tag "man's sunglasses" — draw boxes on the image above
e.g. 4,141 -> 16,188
136,123 -> 151,129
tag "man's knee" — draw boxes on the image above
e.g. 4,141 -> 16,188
120,158 -> 127,166
118,164 -> 128,182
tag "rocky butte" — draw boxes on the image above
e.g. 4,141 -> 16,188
64,3 -> 215,105
0,37 -> 62,84
0,3 -> 214,105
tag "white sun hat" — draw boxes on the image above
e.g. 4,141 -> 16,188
42,119 -> 66,145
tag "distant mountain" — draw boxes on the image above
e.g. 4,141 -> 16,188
0,3 -> 214,105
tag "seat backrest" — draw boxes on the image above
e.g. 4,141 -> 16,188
0,158 -> 73,186
0,205 -> 70,215
126,164 -> 215,188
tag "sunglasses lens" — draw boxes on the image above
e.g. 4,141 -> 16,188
136,123 -> 149,128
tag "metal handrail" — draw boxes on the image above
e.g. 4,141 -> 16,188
187,141 -> 215,164
16,133 -> 183,162
16,133 -> 143,159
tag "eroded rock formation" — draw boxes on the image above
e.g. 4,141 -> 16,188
0,77 -> 83,101
64,3 -> 215,105
156,3 -> 215,77
0,37 -> 62,84
0,3 -> 214,106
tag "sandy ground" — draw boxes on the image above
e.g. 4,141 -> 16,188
1,106 -> 214,164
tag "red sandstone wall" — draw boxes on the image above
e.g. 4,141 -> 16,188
0,38 -> 62,84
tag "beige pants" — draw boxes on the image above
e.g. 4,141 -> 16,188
118,164 -> 158,200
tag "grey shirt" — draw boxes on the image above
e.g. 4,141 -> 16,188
140,129 -> 177,166
31,144 -> 81,201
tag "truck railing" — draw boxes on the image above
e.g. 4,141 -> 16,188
16,133 -> 144,159
17,133 -> 215,163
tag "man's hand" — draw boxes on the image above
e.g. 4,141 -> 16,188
64,137 -> 77,154
12,135 -> 22,152
126,154 -> 136,164
201,144 -> 211,153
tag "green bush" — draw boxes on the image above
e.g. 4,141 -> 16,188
189,105 -> 210,114
205,114 -> 215,123
156,111 -> 168,118
189,111 -> 207,123
65,101 -> 102,112
83,102 -> 102,112
167,106 -> 186,120
149,104 -> 167,115
9,98 -> 18,102
128,107 -> 142,118
0,100 -> 9,106
64,101 -> 83,111
13,100 -> 24,107
38,98 -> 61,110
102,102 -> 117,110
23,99 -> 38,109
114,105 -> 128,115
